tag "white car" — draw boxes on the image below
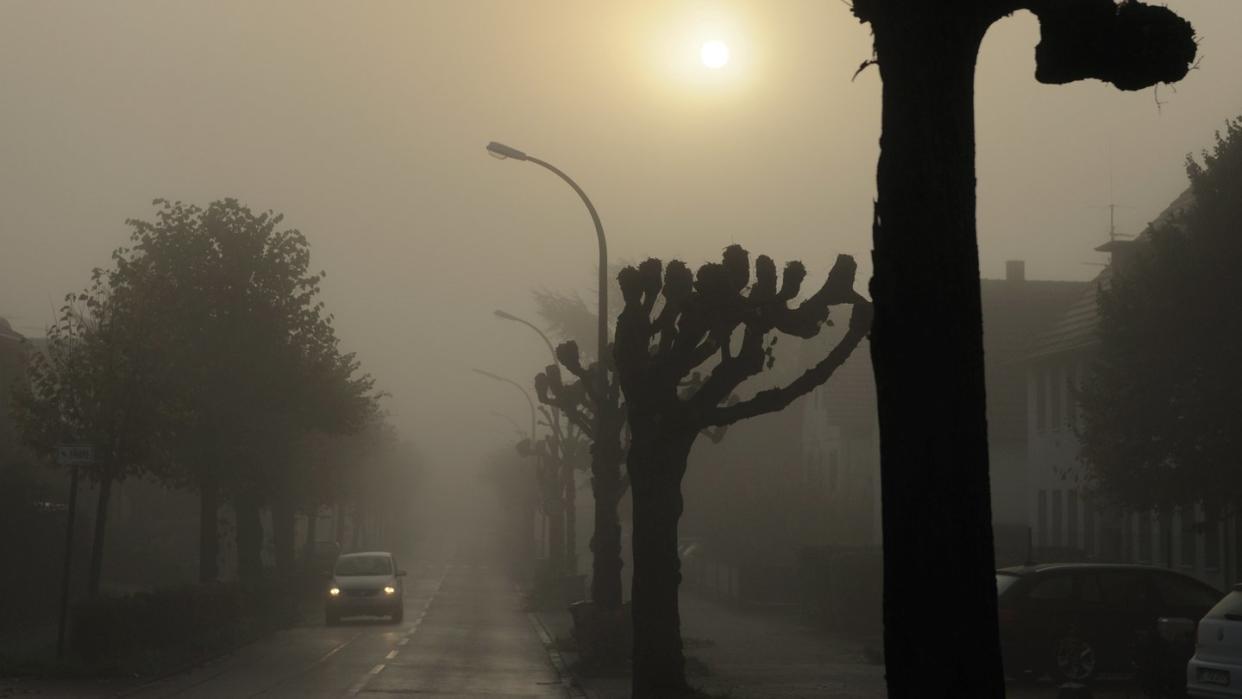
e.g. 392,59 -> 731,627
1187,583 -> 1242,697
325,551 -> 406,625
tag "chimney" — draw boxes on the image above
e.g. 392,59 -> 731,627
1005,260 -> 1026,283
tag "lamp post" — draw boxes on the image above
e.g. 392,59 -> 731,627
494,309 -> 577,574
474,368 -> 564,571
484,142 -> 608,400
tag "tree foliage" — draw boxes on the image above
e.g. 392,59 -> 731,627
1080,118 -> 1242,513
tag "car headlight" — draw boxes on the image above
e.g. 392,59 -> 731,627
329,587 -> 341,596
384,586 -> 396,595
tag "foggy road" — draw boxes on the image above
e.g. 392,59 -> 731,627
126,561 -> 573,698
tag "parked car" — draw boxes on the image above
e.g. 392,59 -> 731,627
996,563 -> 1222,683
325,551 -> 407,625
1186,583 -> 1242,698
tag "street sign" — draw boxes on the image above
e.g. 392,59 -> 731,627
56,444 -> 94,466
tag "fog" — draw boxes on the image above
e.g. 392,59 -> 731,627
1,1 -> 1238,473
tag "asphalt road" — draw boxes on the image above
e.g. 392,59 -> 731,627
124,561 -> 574,699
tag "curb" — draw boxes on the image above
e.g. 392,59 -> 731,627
527,611 -> 593,699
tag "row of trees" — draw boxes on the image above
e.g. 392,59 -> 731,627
1079,119 -> 1242,524
14,198 -> 387,594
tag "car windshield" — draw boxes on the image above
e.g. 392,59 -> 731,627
996,573 -> 1020,597
335,555 -> 392,576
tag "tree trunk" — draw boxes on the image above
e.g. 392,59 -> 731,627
236,491 -> 263,584
869,12 -> 1004,698
272,495 -> 296,581
86,473 -> 113,596
199,475 -> 219,582
629,431 -> 695,698
590,456 -> 625,609
565,465 -> 578,575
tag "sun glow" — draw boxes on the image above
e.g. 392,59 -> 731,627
700,40 -> 730,69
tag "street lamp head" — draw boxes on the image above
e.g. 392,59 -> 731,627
494,309 -> 519,322
486,141 -> 529,161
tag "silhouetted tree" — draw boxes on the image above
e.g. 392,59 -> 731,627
614,245 -> 870,697
115,198 -> 375,582
536,347 -> 628,611
849,2 -> 1196,695
14,284 -> 165,595
1080,118 -> 1242,515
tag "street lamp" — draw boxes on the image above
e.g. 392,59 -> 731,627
494,308 -> 576,573
494,309 -> 558,366
473,368 -> 537,442
484,142 -> 608,402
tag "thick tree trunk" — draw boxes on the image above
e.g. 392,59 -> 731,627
236,491 -> 263,584
590,459 -> 625,609
870,12 -> 1004,698
272,495 -> 296,580
590,409 -> 626,609
199,475 -> 219,582
629,431 -> 695,698
86,473 -> 113,596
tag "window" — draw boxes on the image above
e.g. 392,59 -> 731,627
1153,573 -> 1221,609
1050,367 -> 1063,431
1067,490 -> 1079,549
1027,575 -> 1073,601
1038,490 -> 1048,546
1205,506 -> 1221,570
1138,513 -> 1153,562
1052,490 -> 1064,547
1180,508 -> 1196,567
1097,571 -> 1153,608
1084,504 -> 1096,557
1035,369 -> 1047,432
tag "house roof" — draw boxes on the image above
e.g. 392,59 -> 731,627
0,318 -> 24,343
1024,188 -> 1195,362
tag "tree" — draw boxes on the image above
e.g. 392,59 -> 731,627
536,346 -> 628,611
115,198 -> 375,583
14,281 -> 166,595
848,2 -> 1195,694
613,245 -> 870,697
1080,118 -> 1242,516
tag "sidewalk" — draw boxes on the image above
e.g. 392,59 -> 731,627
537,590 -> 887,698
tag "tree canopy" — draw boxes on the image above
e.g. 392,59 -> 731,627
1079,118 -> 1242,513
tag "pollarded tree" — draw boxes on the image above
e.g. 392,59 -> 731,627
536,346 -> 628,612
614,245 -> 870,697
849,2 -> 1196,695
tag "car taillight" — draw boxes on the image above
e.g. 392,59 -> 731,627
998,608 -> 1018,627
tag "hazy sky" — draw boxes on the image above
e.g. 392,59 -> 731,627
2,1 -> 1240,468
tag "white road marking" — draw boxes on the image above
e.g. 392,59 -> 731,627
385,650 -> 398,660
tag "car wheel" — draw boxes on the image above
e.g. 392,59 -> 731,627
1052,636 -> 1097,683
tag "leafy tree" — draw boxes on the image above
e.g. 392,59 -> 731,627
113,198 -> 375,582
1080,118 -> 1242,516
849,2 -> 1195,694
14,280 -> 167,595
613,245 -> 870,696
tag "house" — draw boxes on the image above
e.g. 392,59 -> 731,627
1023,189 -> 1237,589
800,261 -> 1088,563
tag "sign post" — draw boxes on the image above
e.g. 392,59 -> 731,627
55,444 -> 93,659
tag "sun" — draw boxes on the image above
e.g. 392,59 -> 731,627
700,40 -> 730,69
